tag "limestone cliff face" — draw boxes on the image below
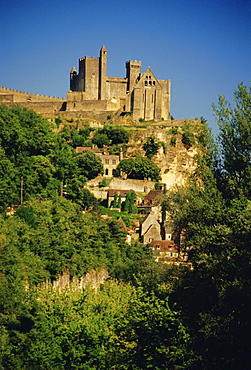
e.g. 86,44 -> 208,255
37,268 -> 110,292
126,126 -> 198,189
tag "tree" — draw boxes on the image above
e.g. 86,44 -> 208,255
122,190 -> 137,213
0,147 -> 19,211
105,127 -> 130,145
112,289 -> 193,369
92,132 -> 110,147
75,150 -> 104,180
163,102 -> 251,369
117,156 -> 161,181
212,83 -> 251,199
143,135 -> 160,159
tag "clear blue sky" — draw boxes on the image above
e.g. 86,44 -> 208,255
1,0 -> 250,133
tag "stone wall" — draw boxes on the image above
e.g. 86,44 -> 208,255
0,86 -> 65,102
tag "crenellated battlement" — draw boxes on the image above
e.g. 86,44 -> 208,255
0,86 -> 65,102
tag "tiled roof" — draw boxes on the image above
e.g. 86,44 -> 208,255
107,189 -> 132,197
144,190 -> 163,204
151,240 -> 178,251
76,146 -> 102,154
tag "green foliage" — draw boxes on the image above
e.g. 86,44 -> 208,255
98,178 -> 109,188
163,94 -> 251,368
168,127 -> 178,135
170,136 -> 177,146
55,116 -> 62,127
181,131 -> 195,147
122,190 -> 137,213
143,135 -> 160,159
70,125 -> 91,147
92,132 -> 110,147
0,105 -> 59,205
75,150 -> 104,180
160,141 -> 167,153
113,289 -> 193,369
105,126 -> 130,145
117,156 -> 161,181
93,126 -> 130,147
212,83 -> 251,199
154,182 -> 162,190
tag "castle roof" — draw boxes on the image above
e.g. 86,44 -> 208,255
101,45 -> 107,52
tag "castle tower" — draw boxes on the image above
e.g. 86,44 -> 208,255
99,45 -> 107,100
126,60 -> 142,92
70,66 -> 77,91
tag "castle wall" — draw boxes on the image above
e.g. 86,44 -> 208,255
67,99 -> 107,112
0,87 -> 65,102
0,101 -> 66,115
106,77 -> 127,100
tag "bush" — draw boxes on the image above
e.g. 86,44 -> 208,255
182,132 -> 195,147
143,136 -> 160,159
170,137 -> 176,147
168,127 -> 178,135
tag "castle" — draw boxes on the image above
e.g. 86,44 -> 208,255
0,46 -> 171,120
69,46 -> 171,120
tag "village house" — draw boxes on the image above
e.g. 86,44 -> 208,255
137,189 -> 163,217
139,212 -> 162,244
76,146 -> 122,177
151,240 -> 187,263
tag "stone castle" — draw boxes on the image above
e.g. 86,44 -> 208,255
0,46 -> 171,120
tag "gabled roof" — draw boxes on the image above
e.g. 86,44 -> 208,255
141,211 -> 159,224
143,190 -> 163,205
136,67 -> 162,89
107,189 -> 132,197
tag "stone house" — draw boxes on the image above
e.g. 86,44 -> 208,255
76,146 -> 122,177
151,240 -> 188,263
140,212 -> 162,244
138,189 -> 163,217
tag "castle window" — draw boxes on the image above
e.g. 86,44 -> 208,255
105,159 -> 109,164
149,75 -> 151,79
146,76 -> 149,79
149,81 -> 152,85
145,81 -> 148,86
153,81 -> 155,85
112,159 -> 116,165
105,169 -> 109,175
